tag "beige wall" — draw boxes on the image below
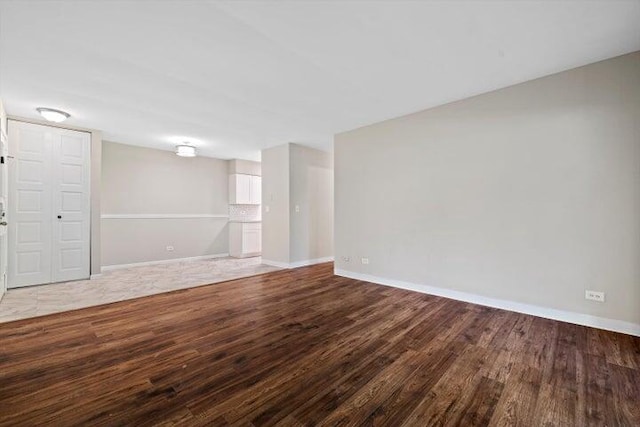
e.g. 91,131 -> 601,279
7,115 -> 102,275
101,141 -> 229,267
90,131 -> 102,275
261,144 -> 290,264
262,143 -> 333,265
229,159 -> 261,176
289,144 -> 333,263
0,100 -> 6,134
335,52 -> 640,327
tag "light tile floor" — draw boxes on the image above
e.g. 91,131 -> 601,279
0,257 -> 280,323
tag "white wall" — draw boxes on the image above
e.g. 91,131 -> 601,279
335,52 -> 640,332
101,141 -> 229,267
262,143 -> 333,266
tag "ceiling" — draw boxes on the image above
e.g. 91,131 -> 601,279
0,1 -> 638,161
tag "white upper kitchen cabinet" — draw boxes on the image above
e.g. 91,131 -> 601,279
250,175 -> 261,205
229,174 -> 261,205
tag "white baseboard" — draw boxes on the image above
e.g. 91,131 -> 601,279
334,269 -> 640,337
90,274 -> 103,280
102,253 -> 230,272
262,256 -> 334,269
289,256 -> 334,268
261,259 -> 291,269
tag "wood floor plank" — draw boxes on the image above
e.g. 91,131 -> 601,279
488,364 -> 542,427
0,262 -> 638,426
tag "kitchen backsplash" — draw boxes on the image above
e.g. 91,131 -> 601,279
229,204 -> 261,222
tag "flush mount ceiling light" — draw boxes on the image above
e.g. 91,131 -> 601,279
36,107 -> 70,123
175,143 -> 197,157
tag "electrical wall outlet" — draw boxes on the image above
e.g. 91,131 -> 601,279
265,205 -> 270,213
295,204 -> 300,213
166,245 -> 175,252
585,290 -> 605,302
361,257 -> 369,265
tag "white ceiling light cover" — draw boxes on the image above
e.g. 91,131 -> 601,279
36,107 -> 70,123
175,144 -> 197,157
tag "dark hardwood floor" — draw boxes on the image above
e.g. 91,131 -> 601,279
0,262 -> 638,426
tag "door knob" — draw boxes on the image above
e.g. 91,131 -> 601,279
57,215 -> 62,219
0,221 -> 7,226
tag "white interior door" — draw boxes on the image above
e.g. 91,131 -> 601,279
52,128 -> 90,283
8,121 -> 53,287
8,121 -> 90,288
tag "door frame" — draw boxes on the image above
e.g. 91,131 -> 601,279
0,129 -> 8,298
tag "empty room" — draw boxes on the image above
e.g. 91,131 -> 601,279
0,1 -> 639,425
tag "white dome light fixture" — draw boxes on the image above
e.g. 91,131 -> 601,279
175,143 -> 197,157
36,107 -> 70,123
